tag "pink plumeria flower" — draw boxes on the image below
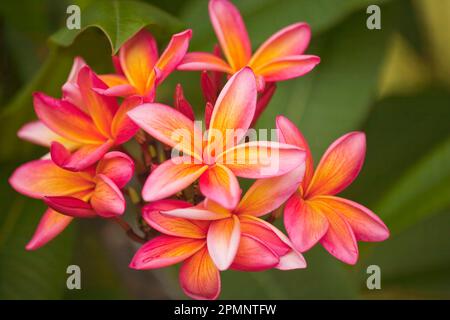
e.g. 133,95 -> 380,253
178,0 -> 320,90
127,67 -> 306,209
162,167 -> 306,272
9,152 -> 134,250
276,116 -> 390,264
130,191 -> 306,300
99,28 -> 192,101
20,63 -> 141,171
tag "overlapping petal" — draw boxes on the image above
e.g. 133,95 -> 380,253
178,52 -> 232,73
90,174 -> 126,217
253,55 -> 320,82
207,215 -> 240,270
95,151 -> 134,188
306,132 -> 366,197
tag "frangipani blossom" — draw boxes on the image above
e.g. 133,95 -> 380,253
162,166 -> 306,272
276,116 -> 389,264
130,192 -> 305,300
127,67 -> 306,209
20,63 -> 141,171
9,152 -> 134,250
99,28 -> 192,101
178,0 -> 320,90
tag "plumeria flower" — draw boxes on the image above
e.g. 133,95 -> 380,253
130,185 -> 306,300
127,67 -> 306,209
178,0 -> 320,90
9,152 -> 134,250
20,63 -> 141,171
99,28 -> 192,101
162,166 -> 306,272
276,116 -> 390,264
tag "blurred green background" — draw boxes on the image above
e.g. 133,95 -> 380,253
0,0 -> 449,299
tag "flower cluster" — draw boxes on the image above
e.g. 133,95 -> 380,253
9,0 -> 388,300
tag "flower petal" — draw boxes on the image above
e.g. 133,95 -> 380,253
97,84 -> 137,98
141,157 -> 208,202
306,132 -> 366,197
177,52 -> 232,73
127,103 -> 203,159
163,202 -> 231,221
26,209 -> 73,250
62,57 -> 87,111
253,55 -> 320,82
284,194 -> 329,252
230,234 -> 279,271
206,67 -> 256,152
33,92 -> 105,144
98,74 -> 129,88
143,200 -> 208,239
315,196 -> 389,242
199,164 -> 241,210
217,141 -> 305,178
250,22 -> 311,67
151,29 -> 192,85
50,140 -> 114,172
119,28 -> 158,94
9,159 -> 94,199
130,235 -> 205,269
90,174 -> 126,218
111,96 -> 141,144
209,0 -> 251,71
96,151 -> 134,188
180,246 -> 221,300
44,196 -> 96,218
207,215 -> 240,270
18,121 -> 78,149
235,165 -> 304,217
314,199 -> 359,264
276,115 -> 313,188
77,66 -> 118,138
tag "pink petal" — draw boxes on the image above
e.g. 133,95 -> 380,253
206,67 -> 256,153
26,209 -> 73,250
90,174 -> 126,218
152,29 -> 192,84
235,165 -> 304,217
163,202 -> 231,221
111,96 -> 142,144
141,157 -> 208,202
250,22 -> 312,67
180,246 -> 221,300
199,165 -> 241,210
96,151 -> 134,188
284,194 -> 329,252
33,92 -> 105,144
9,159 -> 94,199
130,235 -> 205,269
276,115 -> 313,188
217,141 -> 305,178
50,140 -> 114,172
230,234 -> 279,271
62,57 -> 87,111
119,28 -> 159,95
253,55 -> 320,82
177,52 -> 232,73
98,84 -> 137,98
127,103 -> 203,160
315,196 -> 389,242
44,196 -> 96,218
314,199 -> 359,265
17,121 -> 78,149
174,84 -> 195,121
209,0 -> 251,71
207,215 -> 240,270
143,200 -> 208,239
306,132 -> 366,198
77,66 -> 118,138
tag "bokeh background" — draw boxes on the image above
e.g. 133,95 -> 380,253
0,0 -> 449,299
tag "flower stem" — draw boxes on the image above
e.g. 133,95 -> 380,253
113,217 -> 147,244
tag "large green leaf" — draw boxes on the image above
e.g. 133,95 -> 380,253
51,0 -> 184,54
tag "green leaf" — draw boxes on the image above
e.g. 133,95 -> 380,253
346,90 -> 450,234
0,166 -> 75,299
51,0 -> 184,54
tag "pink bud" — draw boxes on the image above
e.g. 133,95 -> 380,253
174,84 -> 195,121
